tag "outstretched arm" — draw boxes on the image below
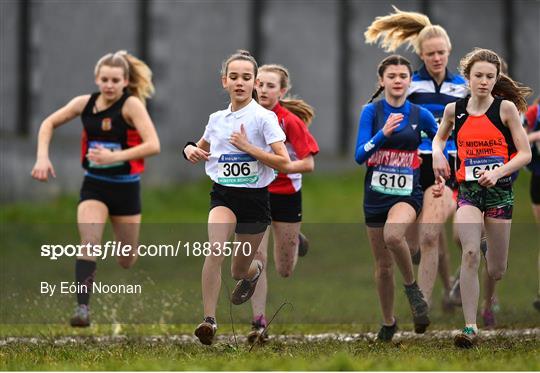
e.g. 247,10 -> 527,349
31,95 -> 89,181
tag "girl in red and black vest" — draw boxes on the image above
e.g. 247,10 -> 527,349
31,50 -> 160,327
432,48 -> 531,348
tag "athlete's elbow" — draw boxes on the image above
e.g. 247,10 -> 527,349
355,152 -> 366,165
523,148 -> 532,164
149,141 -> 161,156
276,160 -> 292,173
304,162 -> 315,173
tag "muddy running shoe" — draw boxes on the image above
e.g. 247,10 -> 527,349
298,232 -> 309,257
481,307 -> 496,329
448,275 -> 462,307
247,317 -> 269,345
411,249 -> 421,265
231,260 -> 263,305
377,320 -> 398,342
404,282 -> 430,334
70,304 -> 90,327
195,317 -> 217,345
454,326 -> 478,348
533,297 -> 540,312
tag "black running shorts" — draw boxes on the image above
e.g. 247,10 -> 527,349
210,183 -> 270,234
79,175 -> 141,215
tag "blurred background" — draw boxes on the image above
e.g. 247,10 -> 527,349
1,0 -> 539,201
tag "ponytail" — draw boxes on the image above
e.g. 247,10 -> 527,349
123,52 -> 155,105
280,98 -> 315,127
367,86 -> 385,104
493,74 -> 533,113
364,6 -> 451,55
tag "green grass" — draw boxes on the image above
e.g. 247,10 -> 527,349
1,168 -> 539,370
1,337 -> 539,370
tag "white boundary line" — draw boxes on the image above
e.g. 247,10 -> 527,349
1,328 -> 538,346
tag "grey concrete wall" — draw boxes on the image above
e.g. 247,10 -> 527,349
0,1 -> 18,135
1,0 -> 539,201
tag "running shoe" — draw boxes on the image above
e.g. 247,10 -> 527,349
70,304 -> 90,327
481,307 -> 496,329
448,275 -> 462,307
404,282 -> 430,333
231,260 -> 263,305
195,317 -> 217,345
247,317 -> 269,345
298,232 -> 309,257
411,249 -> 421,265
376,320 -> 398,342
454,326 -> 478,348
533,297 -> 540,312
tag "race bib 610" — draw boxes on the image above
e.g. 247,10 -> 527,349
371,165 -> 413,196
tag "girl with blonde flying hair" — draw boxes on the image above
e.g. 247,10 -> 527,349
365,6 -> 468,313
248,64 -> 319,344
31,50 -> 161,327
432,48 -> 531,348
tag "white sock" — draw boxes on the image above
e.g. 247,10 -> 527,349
465,323 -> 478,333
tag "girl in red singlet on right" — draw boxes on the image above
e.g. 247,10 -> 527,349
432,48 -> 532,348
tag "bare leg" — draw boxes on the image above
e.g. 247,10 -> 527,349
250,227 -> 270,319
272,221 -> 301,277
455,206 -> 483,325
231,231 -> 265,280
384,203 -> 417,285
110,214 -> 141,269
367,226 -> 395,325
202,207 -> 236,318
77,200 -> 108,262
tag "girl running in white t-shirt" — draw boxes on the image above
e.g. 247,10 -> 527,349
183,50 -> 291,345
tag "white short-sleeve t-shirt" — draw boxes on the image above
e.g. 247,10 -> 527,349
202,99 -> 286,188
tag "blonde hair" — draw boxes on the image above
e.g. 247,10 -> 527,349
94,50 -> 155,105
364,6 -> 451,55
459,48 -> 532,113
259,64 -> 315,126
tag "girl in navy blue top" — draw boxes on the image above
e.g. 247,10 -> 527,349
364,7 -> 467,315
355,55 -> 438,341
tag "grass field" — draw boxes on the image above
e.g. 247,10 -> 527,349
1,169 -> 539,370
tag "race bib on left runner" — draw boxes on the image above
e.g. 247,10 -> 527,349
368,149 -> 416,196
217,153 -> 259,185
371,165 -> 413,196
88,141 -> 124,169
